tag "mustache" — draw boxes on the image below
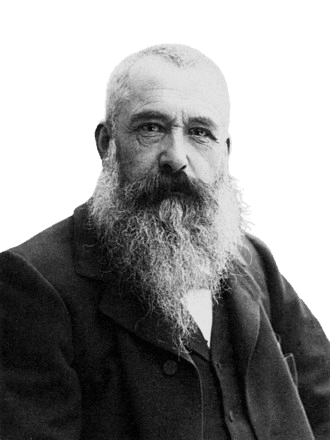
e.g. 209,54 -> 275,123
122,170 -> 215,209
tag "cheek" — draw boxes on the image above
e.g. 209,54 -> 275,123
192,150 -> 228,184
210,146 -> 230,176
118,142 -> 159,182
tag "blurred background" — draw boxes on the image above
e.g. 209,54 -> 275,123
0,1 -> 329,337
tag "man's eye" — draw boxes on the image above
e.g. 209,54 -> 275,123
138,123 -> 164,136
189,128 -> 212,138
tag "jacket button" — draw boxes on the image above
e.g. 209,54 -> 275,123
163,360 -> 179,376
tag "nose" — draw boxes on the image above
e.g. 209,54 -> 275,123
159,132 -> 188,174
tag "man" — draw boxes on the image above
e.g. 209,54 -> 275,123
0,44 -> 329,440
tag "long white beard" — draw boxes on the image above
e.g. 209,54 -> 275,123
89,143 -> 246,347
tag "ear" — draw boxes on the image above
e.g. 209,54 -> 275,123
226,137 -> 232,155
95,123 -> 110,159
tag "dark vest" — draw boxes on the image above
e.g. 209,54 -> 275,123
189,296 -> 257,439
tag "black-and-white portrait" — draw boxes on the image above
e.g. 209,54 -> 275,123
1,2 -> 329,439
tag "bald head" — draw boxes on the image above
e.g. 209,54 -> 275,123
104,44 -> 230,135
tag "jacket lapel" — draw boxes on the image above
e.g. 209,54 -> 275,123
226,265 -> 261,380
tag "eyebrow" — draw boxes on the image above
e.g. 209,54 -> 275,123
187,116 -> 217,131
129,111 -> 172,125
129,110 -> 218,131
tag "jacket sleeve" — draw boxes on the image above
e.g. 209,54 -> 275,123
0,250 -> 82,440
248,235 -> 330,440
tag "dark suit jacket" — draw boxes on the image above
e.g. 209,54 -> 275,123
1,204 -> 329,440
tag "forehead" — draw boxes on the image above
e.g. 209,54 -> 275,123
121,56 -> 228,125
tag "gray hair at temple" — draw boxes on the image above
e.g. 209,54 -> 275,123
104,44 -> 231,136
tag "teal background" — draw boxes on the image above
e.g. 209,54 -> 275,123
0,0 -> 330,335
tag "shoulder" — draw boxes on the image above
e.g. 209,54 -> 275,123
237,233 -> 326,337
241,232 -> 278,271
0,215 -> 74,278
234,233 -> 304,323
0,203 -> 92,274
239,232 -> 282,291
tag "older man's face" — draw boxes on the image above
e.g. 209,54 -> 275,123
113,56 -> 230,188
